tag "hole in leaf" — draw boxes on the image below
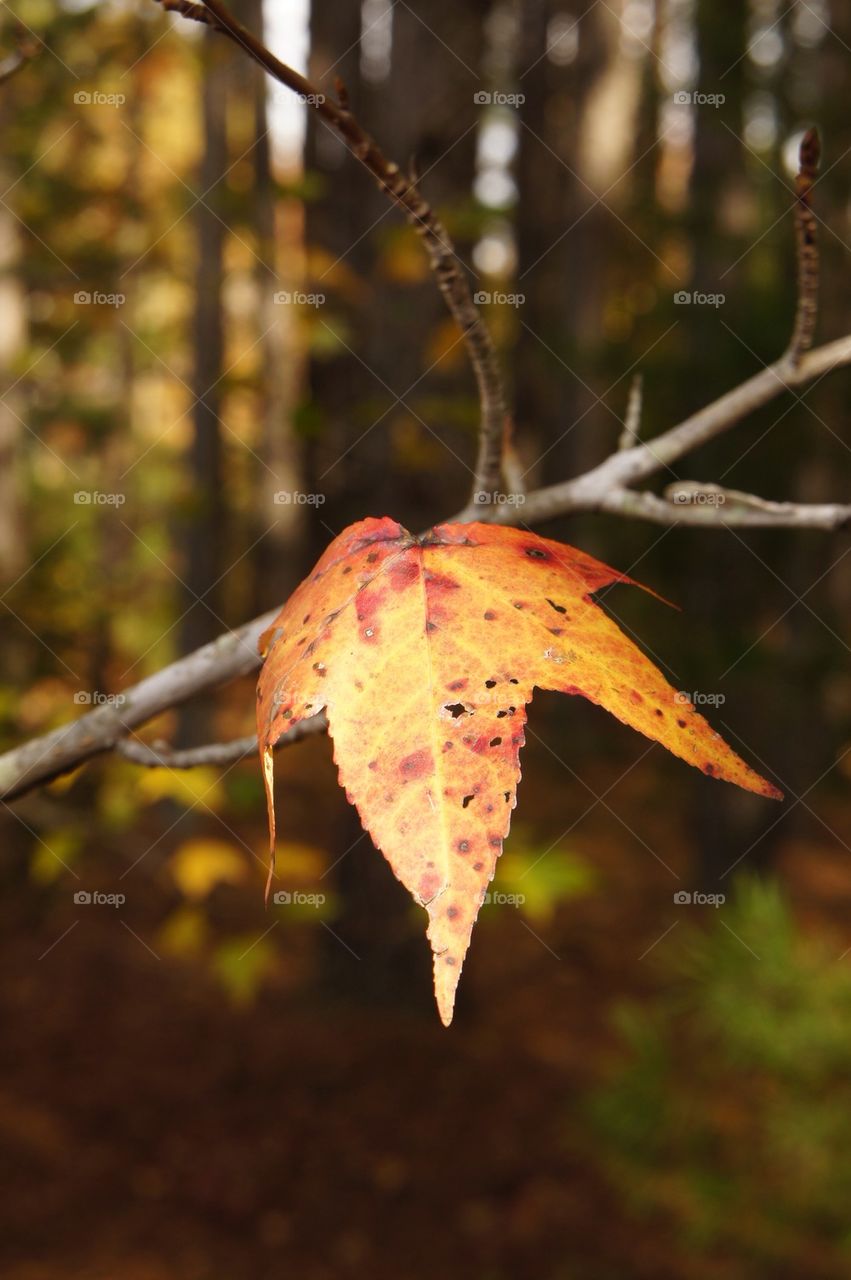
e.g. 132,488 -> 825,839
484,679 -> 497,689
445,703 -> 467,719
508,678 -> 519,685
489,737 -> 502,747
525,547 -> 548,559
546,598 -> 567,615
462,794 -> 475,809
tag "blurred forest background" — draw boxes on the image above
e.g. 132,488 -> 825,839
2,0 -> 851,1277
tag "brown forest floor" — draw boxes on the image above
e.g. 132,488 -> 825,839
1,724 -> 850,1280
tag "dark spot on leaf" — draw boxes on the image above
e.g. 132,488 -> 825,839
508,678 -> 519,685
677,718 -> 687,728
504,791 -> 511,802
488,836 -> 501,849
399,749 -> 432,779
302,614 -> 311,624
367,551 -> 379,564
655,708 -> 664,717
342,565 -> 352,575
389,559 -> 418,590
630,691 -> 643,704
447,905 -> 459,920
283,708 -> 292,720
513,602 -> 524,610
312,661 -> 326,676
443,741 -> 453,752
423,570 -> 460,592
489,737 -> 502,747
445,956 -> 456,966
484,610 -> 497,621
368,760 -> 377,771
548,627 -> 564,636
426,621 -> 438,633
447,678 -> 468,692
456,839 -> 469,854
525,546 -> 549,559
472,861 -> 483,872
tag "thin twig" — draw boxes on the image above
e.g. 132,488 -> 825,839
0,26 -> 40,85
787,127 -> 820,365
114,714 -> 327,768
154,0 -> 506,499
478,334 -> 851,526
617,372 -> 644,451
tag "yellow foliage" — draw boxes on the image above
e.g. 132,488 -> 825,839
170,837 -> 248,900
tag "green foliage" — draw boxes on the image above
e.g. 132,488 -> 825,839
589,879 -> 851,1274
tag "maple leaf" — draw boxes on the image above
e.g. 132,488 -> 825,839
256,517 -> 781,1026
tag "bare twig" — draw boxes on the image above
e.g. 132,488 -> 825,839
0,609 -> 279,802
480,334 -> 851,526
154,0 -> 506,500
115,714 -> 327,768
787,127 -> 820,364
617,372 -> 644,451
598,484 -> 851,529
0,25 -> 40,85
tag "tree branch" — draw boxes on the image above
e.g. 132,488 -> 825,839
787,127 -> 820,365
114,715 -> 327,768
0,609 -> 279,802
0,24 -> 40,85
482,334 -> 851,526
154,0 -> 506,499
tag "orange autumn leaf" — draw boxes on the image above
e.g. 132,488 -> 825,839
256,517 -> 781,1025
